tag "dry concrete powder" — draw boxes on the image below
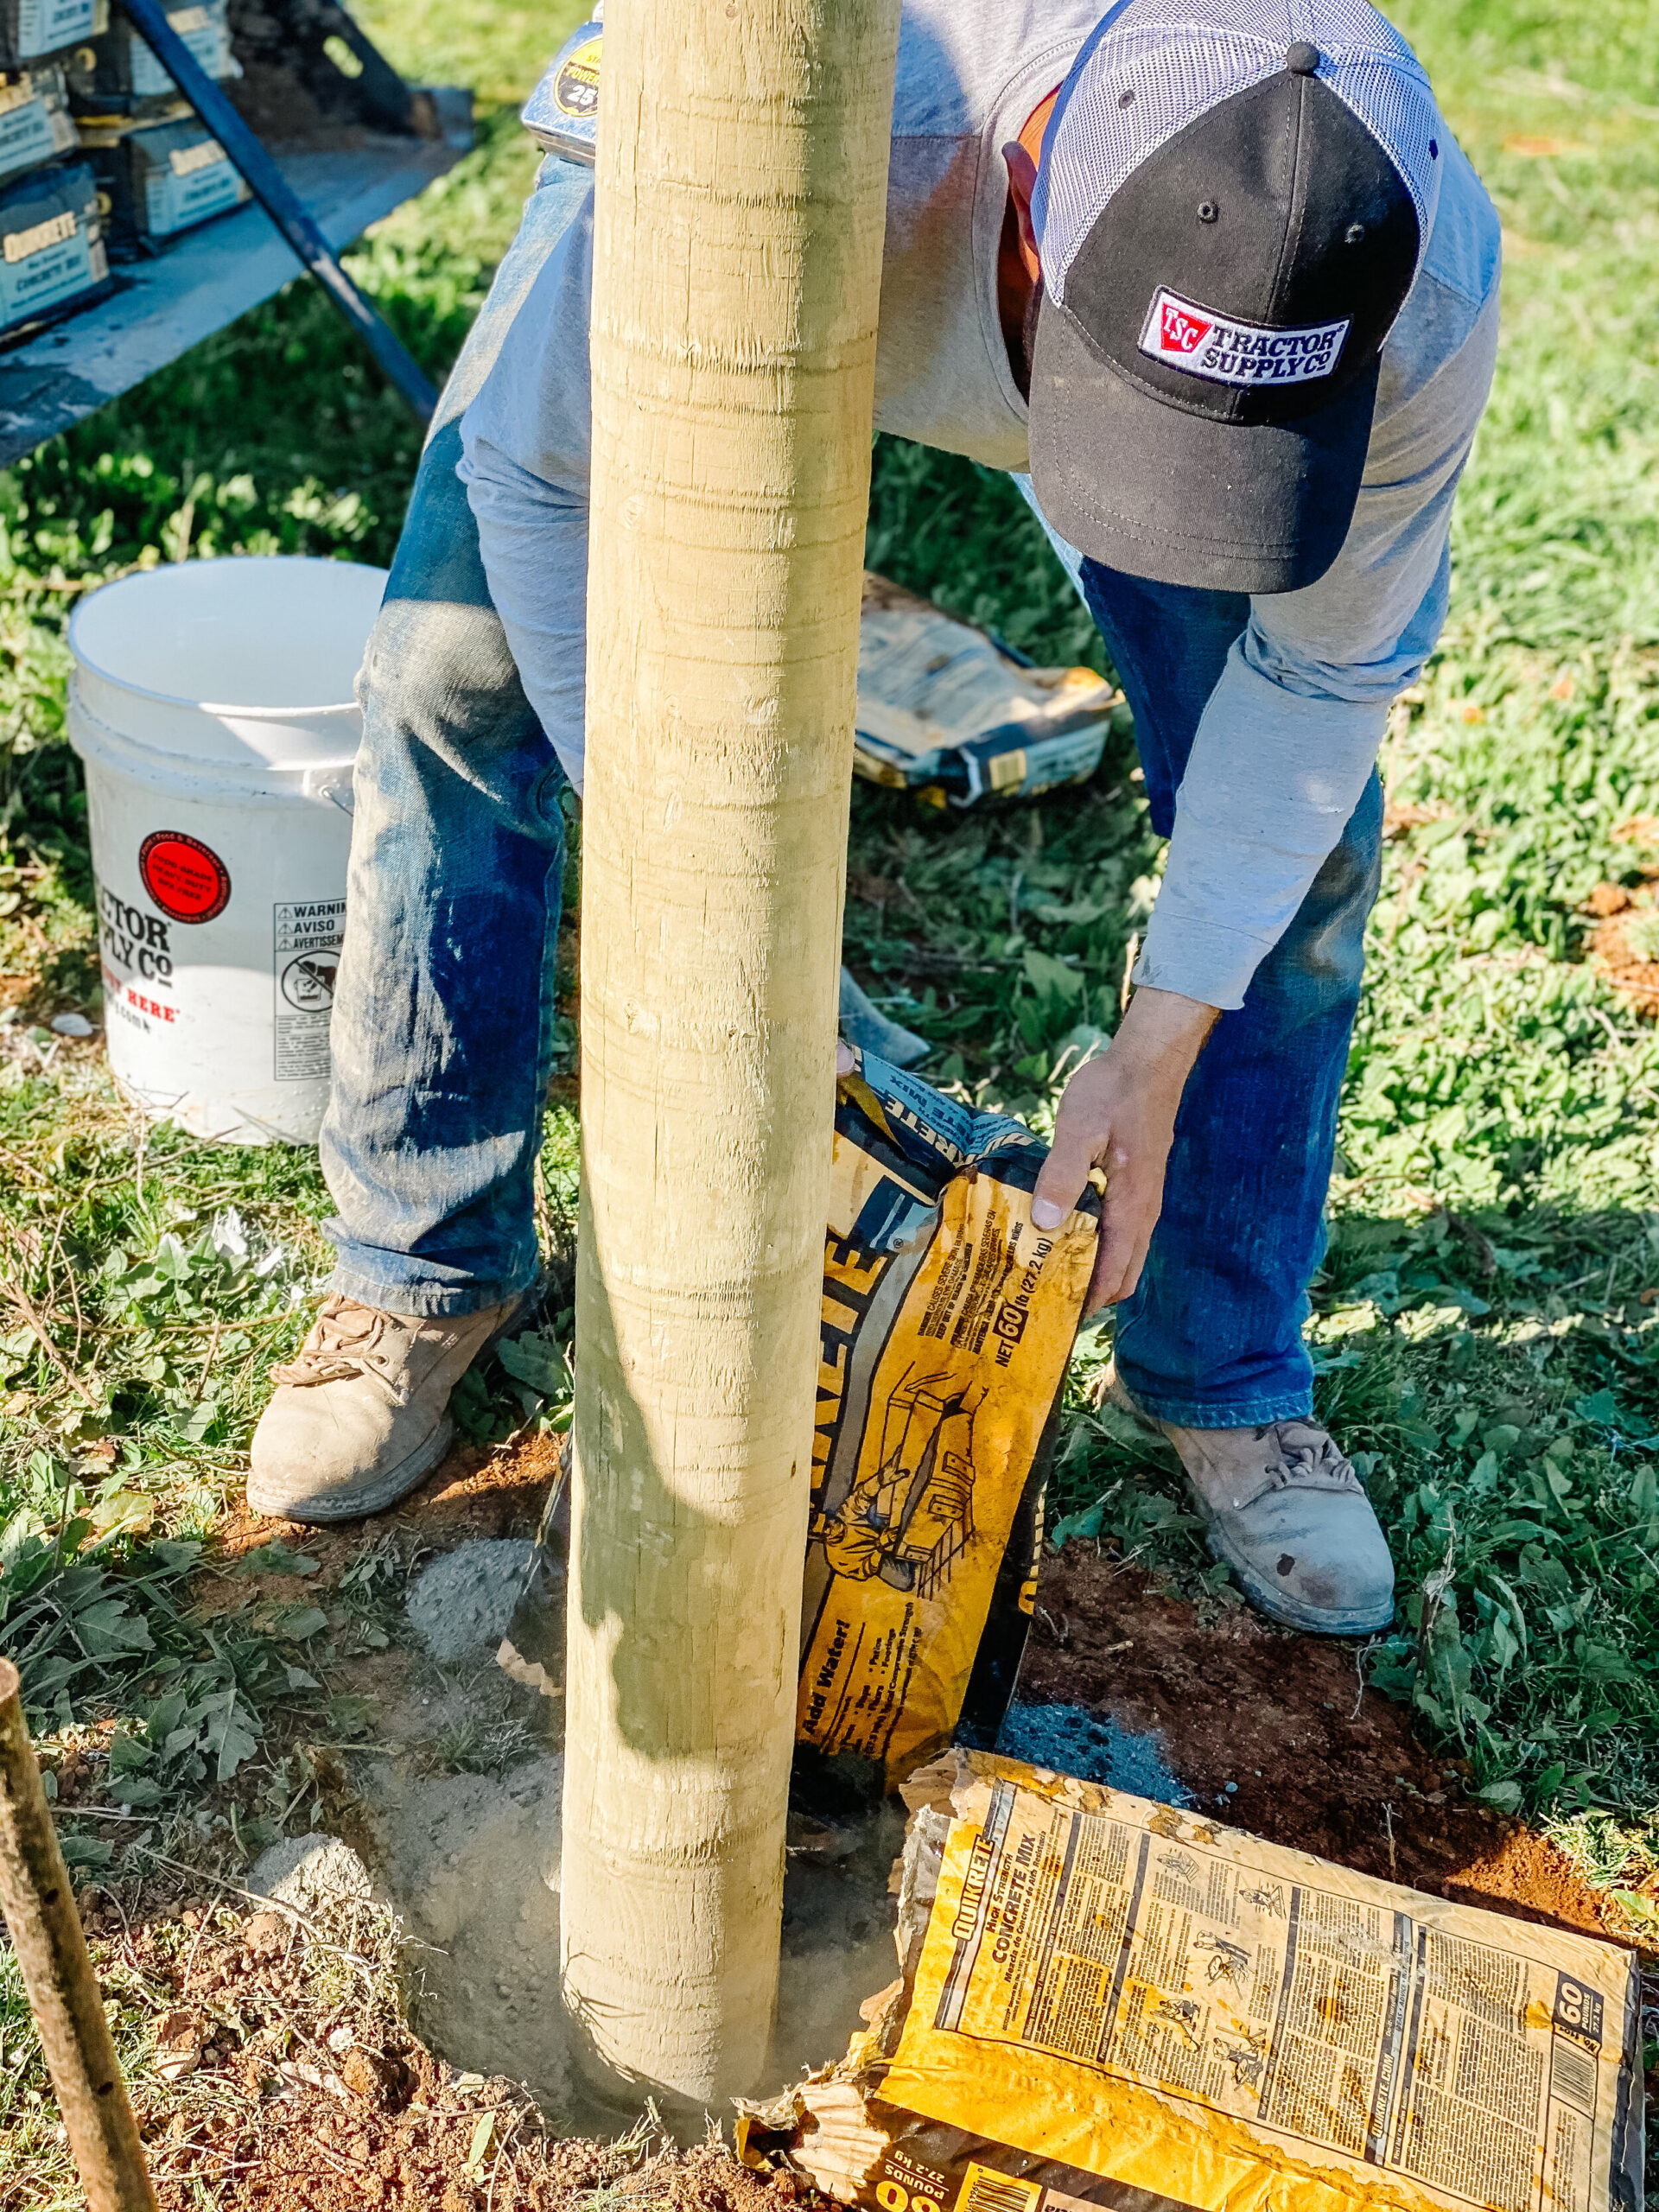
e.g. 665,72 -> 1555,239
405,1538 -> 536,1661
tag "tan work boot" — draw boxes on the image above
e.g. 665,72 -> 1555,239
247,1294 -> 521,1523
1105,1370 -> 1394,1636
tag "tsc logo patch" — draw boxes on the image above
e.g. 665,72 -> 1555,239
1159,298 -> 1211,354
1140,287 -> 1350,388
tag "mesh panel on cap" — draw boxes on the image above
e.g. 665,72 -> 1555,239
1037,22 -> 1286,293
1037,0 -> 1443,306
1321,54 -> 1444,251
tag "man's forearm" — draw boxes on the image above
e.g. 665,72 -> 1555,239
1106,983 -> 1219,1082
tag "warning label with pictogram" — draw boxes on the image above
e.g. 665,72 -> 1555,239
273,899 -> 344,1081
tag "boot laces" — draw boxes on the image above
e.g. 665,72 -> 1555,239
1260,1420 -> 1360,1493
270,1297 -> 416,1394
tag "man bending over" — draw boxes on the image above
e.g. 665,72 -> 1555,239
250,0 -> 1498,1640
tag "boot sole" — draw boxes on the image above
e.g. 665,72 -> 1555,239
247,1411 -> 458,1525
1205,1526 -> 1395,1637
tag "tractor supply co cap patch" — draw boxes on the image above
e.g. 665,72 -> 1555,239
139,830 -> 231,923
1138,289 -> 1350,389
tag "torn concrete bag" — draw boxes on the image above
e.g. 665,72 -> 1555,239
741,1749 -> 1643,2212
855,575 -> 1122,810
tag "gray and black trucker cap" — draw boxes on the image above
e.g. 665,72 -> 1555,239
1029,0 -> 1445,595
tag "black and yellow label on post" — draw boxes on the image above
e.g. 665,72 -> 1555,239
553,35 -> 599,118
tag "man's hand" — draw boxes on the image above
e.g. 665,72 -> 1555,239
1031,988 -> 1219,1313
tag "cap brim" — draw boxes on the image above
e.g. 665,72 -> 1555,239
1027,298 -> 1379,596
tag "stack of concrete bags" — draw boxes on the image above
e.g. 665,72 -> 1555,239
72,0 -> 247,256
0,0 -> 111,331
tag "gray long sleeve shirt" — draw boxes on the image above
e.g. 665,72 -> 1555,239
459,0 -> 1500,1010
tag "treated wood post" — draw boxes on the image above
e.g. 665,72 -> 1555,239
0,1660 -> 159,2212
563,0 -> 900,2106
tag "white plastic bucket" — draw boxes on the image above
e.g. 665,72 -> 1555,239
67,556 -> 388,1145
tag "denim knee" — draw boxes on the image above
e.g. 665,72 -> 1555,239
357,594 -> 544,789
349,600 -> 563,884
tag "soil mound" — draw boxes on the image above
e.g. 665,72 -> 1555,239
1020,1546 -> 1638,1945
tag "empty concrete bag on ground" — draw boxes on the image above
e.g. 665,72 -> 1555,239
501,1053 -> 1099,1785
740,1748 -> 1643,2212
855,575 -> 1122,809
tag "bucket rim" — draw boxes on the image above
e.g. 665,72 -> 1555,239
68,683 -> 359,785
68,554 -> 389,721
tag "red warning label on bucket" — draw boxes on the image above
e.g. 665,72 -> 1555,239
139,831 -> 232,924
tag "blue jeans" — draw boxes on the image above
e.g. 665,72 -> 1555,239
1076,569 -> 1382,1426
320,157 -> 587,1317
324,158 -> 1382,1424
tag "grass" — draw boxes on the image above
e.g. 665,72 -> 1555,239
0,0 -> 1656,1941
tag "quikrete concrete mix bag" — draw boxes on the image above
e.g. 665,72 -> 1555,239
84,114 -> 250,252
855,575 -> 1122,810
739,1750 -> 1644,2212
799,1052 -> 1097,1781
500,1052 -> 1099,1785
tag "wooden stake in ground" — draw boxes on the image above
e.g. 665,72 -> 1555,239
563,0 -> 900,2107
0,1659 -> 159,2212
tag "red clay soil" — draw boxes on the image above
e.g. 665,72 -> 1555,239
1586,893 -> 1659,1020
1021,1546 -> 1641,1948
109,1450 -> 1643,2211
151,2061 -> 801,2212
71,1875 -> 801,2212
162,2107 -> 794,2212
218,1429 -> 563,1573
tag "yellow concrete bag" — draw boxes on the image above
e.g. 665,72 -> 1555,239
800,1051 -> 1099,1786
740,1748 -> 1644,2212
499,1053 -> 1100,1791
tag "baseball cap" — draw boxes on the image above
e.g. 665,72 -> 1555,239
1027,0 -> 1445,595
